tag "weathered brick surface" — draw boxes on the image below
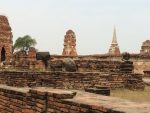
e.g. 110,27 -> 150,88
0,15 -> 13,63
50,59 -> 121,72
50,54 -> 150,74
62,30 -> 77,56
0,86 -> 94,113
0,71 -> 129,89
133,60 -> 150,74
140,40 -> 150,55
0,85 -> 149,113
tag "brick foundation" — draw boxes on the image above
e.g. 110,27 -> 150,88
0,85 -> 149,113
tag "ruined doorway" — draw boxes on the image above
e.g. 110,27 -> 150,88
1,47 -> 6,62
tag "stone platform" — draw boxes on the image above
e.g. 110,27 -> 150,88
0,85 -> 149,113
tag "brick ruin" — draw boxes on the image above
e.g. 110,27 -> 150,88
140,40 -> 150,55
0,15 -> 13,63
0,15 -> 148,75
0,15 -> 149,113
138,40 -> 150,76
12,47 -> 48,70
0,71 -> 124,88
50,54 -> 150,75
0,85 -> 149,113
0,15 -> 149,74
108,28 -> 120,56
62,30 -> 77,56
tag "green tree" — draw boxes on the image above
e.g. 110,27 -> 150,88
13,35 -> 37,52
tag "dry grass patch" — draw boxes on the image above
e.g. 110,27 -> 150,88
111,87 -> 150,102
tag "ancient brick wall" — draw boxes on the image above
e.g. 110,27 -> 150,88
140,40 -> 150,55
0,85 -> 149,113
50,59 -> 121,72
0,71 -> 127,89
12,47 -> 47,70
0,85 -> 76,113
133,60 -> 150,74
50,54 -> 150,75
10,52 -> 149,73
51,54 -> 121,61
0,87 -> 108,113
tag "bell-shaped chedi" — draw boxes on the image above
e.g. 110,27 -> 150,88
140,40 -> 150,55
108,27 -> 120,56
0,15 -> 13,62
62,30 -> 77,56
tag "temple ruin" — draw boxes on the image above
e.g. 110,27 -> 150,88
140,40 -> 150,55
0,15 -> 13,63
62,30 -> 77,56
108,28 -> 121,55
0,15 -> 149,113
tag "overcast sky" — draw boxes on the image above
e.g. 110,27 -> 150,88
0,0 -> 150,55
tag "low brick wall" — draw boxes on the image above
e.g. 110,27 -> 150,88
50,59 -> 121,72
50,54 -> 150,74
133,60 -> 150,74
0,85 -> 149,113
0,71 -> 127,89
0,85 -> 115,113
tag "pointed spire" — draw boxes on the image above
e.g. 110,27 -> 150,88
108,27 -> 121,55
112,27 -> 117,44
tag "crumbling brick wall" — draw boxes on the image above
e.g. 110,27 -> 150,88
133,60 -> 150,74
0,71 -> 129,89
0,85 -> 149,113
50,59 -> 121,72
50,54 -> 150,74
0,86 -> 110,113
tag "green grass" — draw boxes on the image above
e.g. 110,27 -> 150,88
111,87 -> 150,102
